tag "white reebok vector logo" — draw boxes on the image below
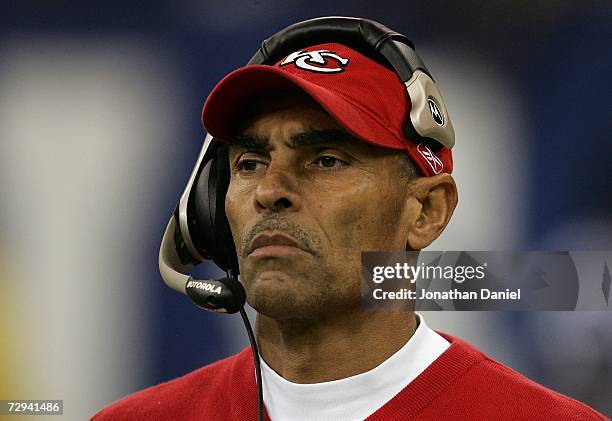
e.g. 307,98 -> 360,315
417,143 -> 444,174
280,49 -> 349,73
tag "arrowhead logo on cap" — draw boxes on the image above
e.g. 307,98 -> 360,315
280,49 -> 350,73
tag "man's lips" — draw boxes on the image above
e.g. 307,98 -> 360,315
247,233 -> 309,257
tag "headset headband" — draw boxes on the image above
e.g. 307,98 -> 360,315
248,16 -> 429,83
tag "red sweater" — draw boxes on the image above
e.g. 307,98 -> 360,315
92,333 -> 607,420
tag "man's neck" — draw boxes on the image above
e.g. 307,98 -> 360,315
255,309 -> 417,384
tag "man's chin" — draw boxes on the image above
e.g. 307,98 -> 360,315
243,270 -> 328,320
240,258 -> 311,286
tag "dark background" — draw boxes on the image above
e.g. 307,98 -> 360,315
0,1 -> 610,418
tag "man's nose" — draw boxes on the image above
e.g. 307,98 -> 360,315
254,166 -> 302,213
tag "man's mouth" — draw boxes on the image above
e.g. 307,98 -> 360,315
247,232 -> 310,257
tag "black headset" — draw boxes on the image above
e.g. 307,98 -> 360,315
158,16 -> 455,420
159,16 -> 454,313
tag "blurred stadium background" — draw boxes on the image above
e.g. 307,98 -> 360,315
0,1 -> 610,419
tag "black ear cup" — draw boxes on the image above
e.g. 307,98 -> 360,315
191,144 -> 239,272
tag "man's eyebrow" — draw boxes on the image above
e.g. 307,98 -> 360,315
229,129 -> 364,151
289,129 -> 364,149
229,133 -> 269,151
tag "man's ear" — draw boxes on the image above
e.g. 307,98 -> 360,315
405,173 -> 458,250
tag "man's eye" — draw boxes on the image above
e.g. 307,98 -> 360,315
315,155 -> 346,169
236,159 -> 266,172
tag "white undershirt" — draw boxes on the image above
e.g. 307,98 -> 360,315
260,313 -> 450,421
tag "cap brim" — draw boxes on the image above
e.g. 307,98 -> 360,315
201,65 -> 404,151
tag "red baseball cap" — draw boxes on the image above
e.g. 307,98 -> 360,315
201,42 -> 452,176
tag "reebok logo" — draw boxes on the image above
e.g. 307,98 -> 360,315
417,143 -> 444,174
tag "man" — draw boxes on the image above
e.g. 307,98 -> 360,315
93,31 -> 607,420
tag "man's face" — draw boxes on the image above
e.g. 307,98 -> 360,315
225,92 -> 414,320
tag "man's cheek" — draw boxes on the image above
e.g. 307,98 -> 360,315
225,192 -> 244,253
323,204 -> 371,260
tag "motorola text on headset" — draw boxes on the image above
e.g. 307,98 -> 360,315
158,16 -> 455,421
